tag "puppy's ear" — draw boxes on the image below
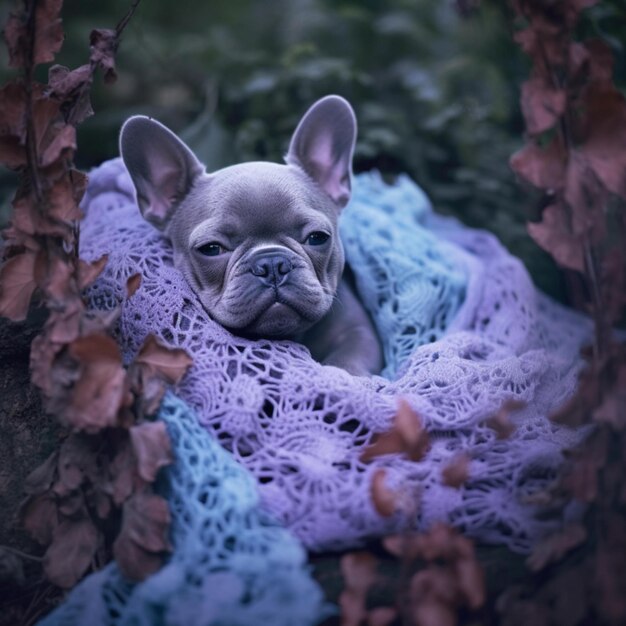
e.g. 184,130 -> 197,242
286,95 -> 356,208
120,116 -> 204,229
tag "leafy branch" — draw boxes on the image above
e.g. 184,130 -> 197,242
510,0 -> 626,354
0,0 -> 192,591
505,1 -> 626,623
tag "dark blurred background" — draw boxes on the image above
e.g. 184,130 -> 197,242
1,0 -> 625,300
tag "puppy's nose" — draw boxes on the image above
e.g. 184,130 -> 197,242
251,251 -> 292,286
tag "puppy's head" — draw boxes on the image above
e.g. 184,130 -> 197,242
120,96 -> 356,338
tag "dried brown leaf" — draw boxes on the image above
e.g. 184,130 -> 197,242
91,489 -> 112,520
24,451 -> 58,494
0,82 -> 27,168
21,493 -> 59,545
593,368 -> 626,429
442,453 -> 470,488
5,0 -> 63,68
39,121 -> 76,168
46,304 -> 83,344
562,428 -> 608,504
455,557 -> 485,609
90,29 -> 118,84
48,64 -> 92,97
510,136 -> 566,191
67,169 -> 89,208
568,41 -> 590,82
411,600 -> 456,626
134,334 -> 193,384
12,194 -> 64,239
395,399 -> 430,461
564,152 -> 607,243
339,552 -> 378,626
551,364 -> 600,427
57,490 -> 86,517
130,421 -> 173,482
513,27 -> 538,58
48,64 -> 94,125
78,255 -> 108,290
32,0 -> 64,65
0,250 -> 39,321
565,459 -> 599,502
370,469 -> 398,517
80,307 -> 121,338
402,525 -> 485,622
410,567 -> 458,609
585,38 -> 614,84
341,551 -> 378,597
13,176 -> 84,240
29,328 -> 68,396
47,170 -> 87,226
108,435 -> 136,506
521,77 -> 567,135
382,533 -> 423,561
63,334 -> 127,432
1,227 -> 34,254
137,376 -> 168,418
122,491 -> 172,552
579,83 -> 626,200
339,588 -> 368,626
113,490 -> 171,581
26,91 -> 76,169
367,607 -> 398,626
360,428 -> 404,462
361,399 -> 429,462
130,335 -> 192,415
414,523 -> 461,562
126,273 -> 141,298
43,517 -> 100,589
527,523 -> 587,571
36,252 -> 73,303
116,542 -> 165,583
484,400 -> 524,439
55,435 -> 98,496
527,203 -> 584,272
599,249 -> 626,327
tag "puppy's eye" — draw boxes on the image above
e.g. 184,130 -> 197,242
196,242 -> 224,257
306,231 -> 330,246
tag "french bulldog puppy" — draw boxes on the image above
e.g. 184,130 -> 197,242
120,95 -> 382,376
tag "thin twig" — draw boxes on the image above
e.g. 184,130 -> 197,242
534,13 -> 607,364
583,238 -> 605,362
23,0 -> 45,205
23,584 -> 60,626
0,545 -> 43,562
115,0 -> 142,39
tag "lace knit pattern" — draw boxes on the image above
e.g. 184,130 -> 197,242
80,159 -> 591,554
38,393 -> 328,626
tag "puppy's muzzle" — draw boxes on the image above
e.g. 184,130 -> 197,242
250,249 -> 293,287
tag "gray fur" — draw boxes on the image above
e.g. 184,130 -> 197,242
120,95 -> 382,375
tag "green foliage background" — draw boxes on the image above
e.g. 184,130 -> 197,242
1,0 -> 625,300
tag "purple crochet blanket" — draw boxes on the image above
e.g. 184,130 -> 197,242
81,158 -> 591,553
